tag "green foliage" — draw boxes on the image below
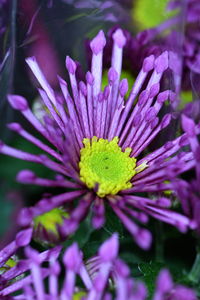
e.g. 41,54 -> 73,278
139,261 -> 165,298
63,212 -> 94,250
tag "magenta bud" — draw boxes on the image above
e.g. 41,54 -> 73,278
8,94 -> 28,111
161,114 -> 171,129
7,123 -> 22,132
181,114 -> 196,137
149,83 -> 160,98
150,117 -> 159,129
108,67 -> 118,83
119,79 -> 128,97
112,28 -> 126,48
17,208 -> 34,227
86,71 -> 94,85
16,170 -> 36,183
16,228 -> 33,247
157,90 -> 169,103
156,269 -> 173,292
136,229 -> 152,250
142,55 -> 155,72
66,56 -> 77,74
63,243 -> 82,272
99,233 -> 119,262
138,90 -> 149,106
155,51 -> 169,73
145,107 -> 156,122
90,30 -> 106,55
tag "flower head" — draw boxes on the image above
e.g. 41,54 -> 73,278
1,29 -> 199,249
33,207 -> 69,245
102,1 -> 200,101
0,234 -> 197,300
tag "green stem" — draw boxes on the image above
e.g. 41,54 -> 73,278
188,253 -> 200,284
155,221 -> 164,262
9,0 -> 17,91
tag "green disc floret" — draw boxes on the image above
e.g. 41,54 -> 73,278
34,207 -> 68,234
79,137 -> 137,197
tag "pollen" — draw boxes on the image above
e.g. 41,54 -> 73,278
79,136 -> 137,197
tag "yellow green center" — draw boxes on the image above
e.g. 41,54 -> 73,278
73,291 -> 86,300
79,137 -> 137,197
34,207 -> 68,234
132,0 -> 178,30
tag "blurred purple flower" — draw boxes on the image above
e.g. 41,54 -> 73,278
153,268 -> 197,300
19,0 -> 63,88
62,0 -> 132,23
0,234 -> 197,299
172,114 -> 200,233
0,229 -> 61,298
0,29 -> 199,250
100,0 -> 200,95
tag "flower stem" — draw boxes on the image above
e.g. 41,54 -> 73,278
155,221 -> 164,262
188,252 -> 200,284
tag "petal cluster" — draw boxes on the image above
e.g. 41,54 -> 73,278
0,234 -> 197,300
0,28 -> 199,249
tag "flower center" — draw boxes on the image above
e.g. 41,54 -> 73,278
79,137 -> 137,197
34,207 -> 68,234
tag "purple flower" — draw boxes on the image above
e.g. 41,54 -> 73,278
105,0 -> 200,95
0,234 -> 140,299
153,269 -> 197,300
0,239 -> 61,298
1,29 -> 199,249
61,0 -> 132,23
172,115 -> 200,233
0,234 -> 197,300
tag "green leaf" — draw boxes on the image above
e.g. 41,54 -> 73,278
103,204 -> 124,238
63,212 -> 94,250
138,261 -> 165,298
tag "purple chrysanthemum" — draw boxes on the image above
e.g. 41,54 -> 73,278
105,0 -> 200,95
0,234 -> 143,299
0,234 -> 197,299
1,29 -> 199,249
